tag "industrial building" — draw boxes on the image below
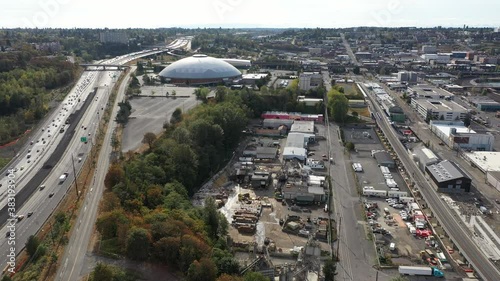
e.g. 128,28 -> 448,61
299,72 -> 323,91
408,85 -> 455,100
429,121 -> 494,151
486,171 -> 500,192
373,151 -> 396,168
411,98 -> 467,122
261,112 -> 324,123
463,151 -> 500,173
469,99 -> 500,112
256,147 -> 278,160
411,146 -> 440,171
240,73 -> 269,86
282,147 -> 307,161
262,119 -> 294,130
290,121 -> 315,134
397,71 -> 418,84
159,54 -> 242,85
425,160 -> 472,193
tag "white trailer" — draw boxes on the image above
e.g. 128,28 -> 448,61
362,189 -> 387,197
380,166 -> 391,175
398,266 -> 444,277
399,197 -> 415,203
409,202 -> 420,212
387,191 -> 408,198
386,178 -> 398,188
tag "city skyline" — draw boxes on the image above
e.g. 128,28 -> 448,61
2,0 -> 500,29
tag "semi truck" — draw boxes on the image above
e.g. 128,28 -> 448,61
398,266 -> 444,277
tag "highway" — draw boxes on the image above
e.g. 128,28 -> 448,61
361,80 -> 500,281
0,38 -> 191,276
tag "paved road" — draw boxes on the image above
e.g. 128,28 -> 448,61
56,66 -> 134,281
362,81 -> 500,281
322,73 -> 391,281
340,33 -> 360,66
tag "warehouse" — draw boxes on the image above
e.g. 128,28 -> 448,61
373,151 -> 396,168
283,185 -> 327,205
256,147 -> 278,160
283,147 -> 307,161
262,119 -> 294,130
425,160 -> 472,193
290,121 -> 315,134
463,151 -> 500,173
411,146 -> 440,171
430,121 -> 494,151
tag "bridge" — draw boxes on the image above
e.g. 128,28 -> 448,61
80,64 -> 130,71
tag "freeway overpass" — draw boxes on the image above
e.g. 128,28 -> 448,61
80,64 -> 130,70
361,80 -> 500,281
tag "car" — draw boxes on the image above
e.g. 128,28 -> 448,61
30,141 -> 33,145
27,154 -> 31,159
496,199 -> 500,204
78,157 -> 82,163
16,215 -> 25,221
20,166 -> 24,171
27,160 -> 31,164
39,185 -> 45,190
322,154 -> 327,158
307,152 -> 315,156
27,212 -> 33,218
49,193 -> 54,198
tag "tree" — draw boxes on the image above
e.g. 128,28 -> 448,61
170,108 -> 183,125
142,132 -> 157,150
187,258 -> 218,281
91,263 -> 114,281
217,274 -> 243,281
328,91 -> 349,124
463,113 -> 471,127
126,227 -> 151,261
353,66 -> 360,75
351,111 -> 359,120
244,272 -> 268,281
204,197 -> 222,240
345,142 -> 355,151
323,259 -> 336,281
26,235 -> 40,257
104,164 -> 125,190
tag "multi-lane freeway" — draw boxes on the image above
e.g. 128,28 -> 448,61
0,38 -> 190,277
361,80 -> 500,281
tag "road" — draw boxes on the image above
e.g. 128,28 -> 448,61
56,66 -> 134,281
362,80 -> 500,281
0,38 -> 191,277
322,72 -> 391,281
340,33 -> 360,66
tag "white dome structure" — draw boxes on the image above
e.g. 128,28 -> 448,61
159,54 -> 241,85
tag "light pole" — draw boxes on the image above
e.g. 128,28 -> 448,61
71,154 -> 80,199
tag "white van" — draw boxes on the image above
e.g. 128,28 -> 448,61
389,243 -> 396,251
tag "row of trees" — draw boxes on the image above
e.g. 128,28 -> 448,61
98,91 -> 264,280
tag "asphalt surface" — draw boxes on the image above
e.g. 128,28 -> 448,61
362,80 -> 500,281
322,72 -> 391,281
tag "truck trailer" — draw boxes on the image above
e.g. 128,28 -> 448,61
398,266 -> 444,277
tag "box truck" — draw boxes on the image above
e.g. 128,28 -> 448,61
398,266 -> 444,277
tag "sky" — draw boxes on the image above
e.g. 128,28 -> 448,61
1,0 -> 500,29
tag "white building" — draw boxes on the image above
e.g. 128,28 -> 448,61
297,96 -> 323,107
397,71 -> 418,83
411,98 -> 467,121
290,121 -> 315,134
299,72 -> 323,91
430,121 -> 494,151
283,147 -> 307,161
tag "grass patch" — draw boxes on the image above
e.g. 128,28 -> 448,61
0,157 -> 11,170
349,107 -> 370,118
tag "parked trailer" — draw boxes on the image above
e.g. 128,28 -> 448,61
399,196 -> 415,203
386,178 -> 398,188
362,189 -> 387,197
398,266 -> 444,277
387,191 -> 408,198
380,166 -> 391,175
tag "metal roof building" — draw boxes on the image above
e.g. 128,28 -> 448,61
290,121 -> 315,134
373,151 -> 395,168
425,160 -> 471,193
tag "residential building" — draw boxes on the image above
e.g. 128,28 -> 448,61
425,160 -> 472,193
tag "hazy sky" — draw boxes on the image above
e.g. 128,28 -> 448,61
2,0 -> 499,29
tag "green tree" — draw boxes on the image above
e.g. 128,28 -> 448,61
351,111 -> 359,120
126,227 -> 151,261
323,259 -> 336,281
26,235 -> 40,257
194,87 -> 210,102
353,66 -> 361,75
142,132 -> 157,150
104,164 -> 125,190
187,258 -> 218,281
345,142 -> 355,151
91,263 -> 114,281
170,108 -> 183,125
244,272 -> 268,281
463,113 -> 471,127
328,91 -> 349,124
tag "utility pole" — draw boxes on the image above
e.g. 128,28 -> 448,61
336,217 -> 342,261
71,154 -> 80,198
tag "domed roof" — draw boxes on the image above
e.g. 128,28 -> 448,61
159,54 -> 241,80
